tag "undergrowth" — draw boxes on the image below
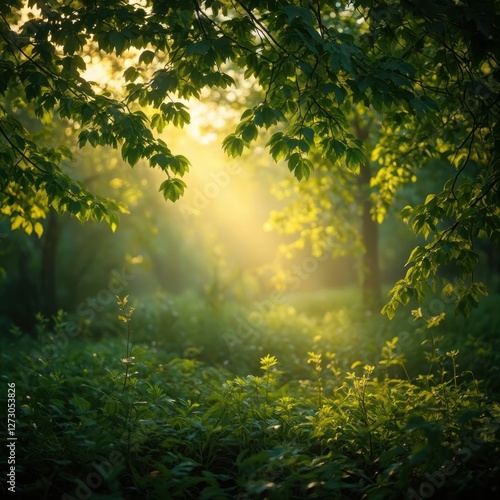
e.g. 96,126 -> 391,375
1,294 -> 499,499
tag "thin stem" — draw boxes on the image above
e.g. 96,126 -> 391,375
121,314 -> 131,396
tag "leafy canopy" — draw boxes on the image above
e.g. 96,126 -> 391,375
0,0 -> 498,315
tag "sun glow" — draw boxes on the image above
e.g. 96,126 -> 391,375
10,3 -> 292,287
151,126 -> 282,272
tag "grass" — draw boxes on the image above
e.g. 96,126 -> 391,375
1,290 -> 499,499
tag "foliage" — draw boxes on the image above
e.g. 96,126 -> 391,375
265,157 -> 365,261
0,0 -> 498,314
1,295 -> 500,499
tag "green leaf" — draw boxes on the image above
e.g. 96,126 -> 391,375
254,106 -> 285,128
139,49 -> 155,64
109,32 -> 127,55
346,148 -> 367,171
241,123 -> 258,143
400,205 -> 414,221
300,127 -> 314,143
81,104 -> 94,124
159,178 -> 186,202
288,152 -> 301,172
222,134 -> 244,158
121,141 -> 143,166
288,155 -> 312,181
124,66 -> 140,82
150,153 -> 172,170
159,102 -> 191,127
267,132 -> 288,161
325,138 -> 346,160
282,6 -> 313,24
151,113 -> 166,133
186,40 -> 211,56
72,394 -> 91,411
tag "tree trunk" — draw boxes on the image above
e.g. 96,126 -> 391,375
359,163 -> 382,311
352,117 -> 383,311
40,208 -> 59,317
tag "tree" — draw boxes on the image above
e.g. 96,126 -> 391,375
266,110 -> 385,310
1,0 -> 498,315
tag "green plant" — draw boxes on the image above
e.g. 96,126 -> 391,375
346,363 -> 376,460
379,336 -> 411,382
260,354 -> 279,409
307,351 -> 323,408
117,295 -> 135,396
2,293 -> 499,499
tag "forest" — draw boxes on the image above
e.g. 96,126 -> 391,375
1,0 -> 499,498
